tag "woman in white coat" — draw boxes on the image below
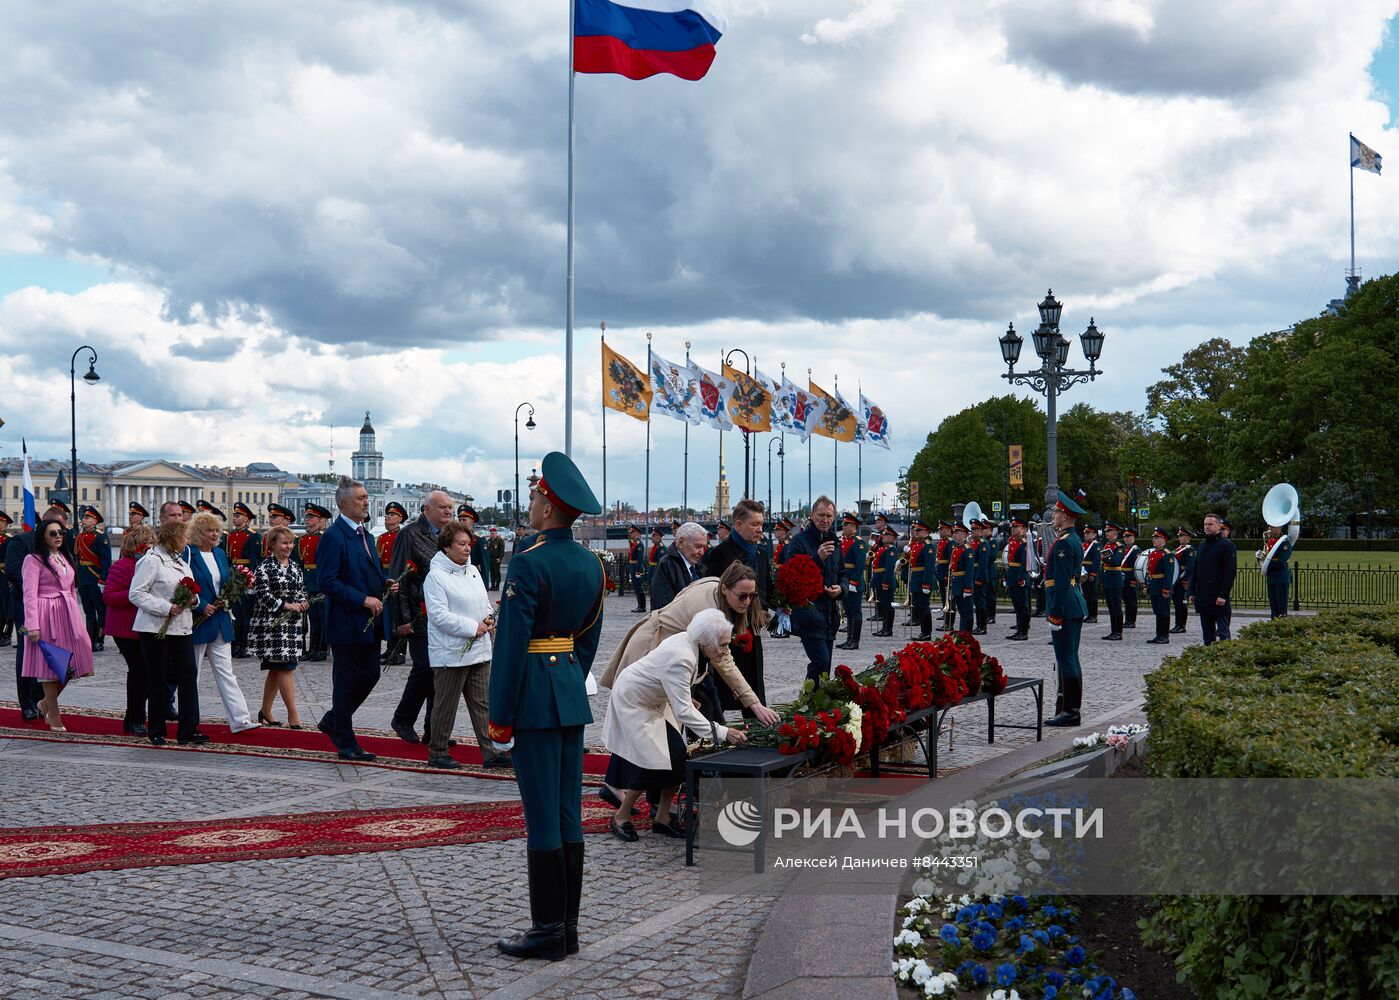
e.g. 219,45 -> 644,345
601,607 -> 747,842
424,521 -> 499,770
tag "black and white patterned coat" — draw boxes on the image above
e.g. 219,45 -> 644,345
247,557 -> 308,662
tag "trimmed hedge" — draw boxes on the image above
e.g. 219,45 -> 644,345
1141,607 -> 1399,998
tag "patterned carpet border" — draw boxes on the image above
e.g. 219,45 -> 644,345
0,800 -> 621,879
0,703 -> 612,781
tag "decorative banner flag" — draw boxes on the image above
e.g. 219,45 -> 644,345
1009,445 -> 1024,487
860,393 -> 890,450
648,351 -> 700,425
687,361 -> 735,429
21,438 -> 36,531
723,363 -> 773,432
602,342 -> 653,421
808,381 -> 857,442
782,374 -> 826,442
835,386 -> 863,443
756,368 -> 797,432
574,0 -> 727,82
1351,134 -> 1383,174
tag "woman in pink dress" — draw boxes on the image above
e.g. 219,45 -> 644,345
22,517 -> 95,730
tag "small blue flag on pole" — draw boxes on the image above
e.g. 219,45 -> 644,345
1351,134 -> 1382,174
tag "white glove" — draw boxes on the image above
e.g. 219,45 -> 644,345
491,739 -> 515,753
585,672 -> 599,696
1048,621 -> 1062,633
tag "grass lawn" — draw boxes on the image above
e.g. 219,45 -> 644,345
1234,548 -> 1399,571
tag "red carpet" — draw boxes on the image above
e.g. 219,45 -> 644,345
0,801 -> 620,879
0,704 -> 612,780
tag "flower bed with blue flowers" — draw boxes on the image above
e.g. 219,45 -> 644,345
893,888 -> 1138,999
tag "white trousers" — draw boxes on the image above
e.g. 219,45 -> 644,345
193,639 -> 257,732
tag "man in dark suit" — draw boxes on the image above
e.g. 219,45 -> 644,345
779,497 -> 843,683
1191,512 -> 1236,645
703,499 -> 774,713
649,522 -> 707,611
7,502 -> 70,719
388,490 -> 455,745
317,477 -> 394,761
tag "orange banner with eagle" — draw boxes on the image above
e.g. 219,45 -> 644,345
602,341 -> 653,422
808,380 -> 858,442
722,364 -> 773,432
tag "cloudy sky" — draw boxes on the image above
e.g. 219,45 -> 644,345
2,0 -> 1397,516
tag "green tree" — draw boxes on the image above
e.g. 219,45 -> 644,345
909,396 -> 1046,521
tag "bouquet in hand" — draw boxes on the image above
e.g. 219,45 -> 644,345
271,593 -> 323,628
216,565 -> 257,620
774,554 -> 825,610
366,560 -> 418,632
157,577 -> 202,639
457,600 -> 501,660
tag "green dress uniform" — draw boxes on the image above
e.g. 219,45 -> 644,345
1080,533 -> 1102,623
1145,529 -> 1179,643
1264,533 -> 1292,619
1171,531 -> 1195,632
870,529 -> 896,636
488,452 -> 603,963
72,507 -> 112,651
1003,519 -> 1031,641
969,533 -> 988,634
906,519 -> 930,635
933,526 -> 953,632
947,531 -> 974,632
836,515 -> 867,651
1099,528 -> 1126,639
1046,492 -> 1090,727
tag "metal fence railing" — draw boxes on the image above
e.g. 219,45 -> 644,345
1223,565 -> 1399,611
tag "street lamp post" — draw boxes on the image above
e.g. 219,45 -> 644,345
998,291 -> 1105,518
724,348 -> 751,499
767,436 -> 784,520
70,346 -> 100,513
514,402 -> 536,531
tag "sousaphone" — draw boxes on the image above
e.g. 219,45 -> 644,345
1259,483 -> 1301,574
962,501 -> 983,530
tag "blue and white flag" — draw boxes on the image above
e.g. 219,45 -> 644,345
782,374 -> 826,443
21,438 -> 37,530
1351,134 -> 1382,174
860,392 -> 890,450
756,368 -> 797,432
648,350 -> 700,425
687,361 -> 735,430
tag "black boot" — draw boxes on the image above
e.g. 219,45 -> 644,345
913,610 -> 931,641
562,841 -> 584,955
1046,677 -> 1081,727
971,605 -> 987,635
846,615 -> 861,650
497,849 -> 568,961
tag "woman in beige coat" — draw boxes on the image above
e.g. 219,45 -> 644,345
601,609 -> 748,842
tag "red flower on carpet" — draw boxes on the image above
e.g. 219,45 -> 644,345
775,554 -> 825,609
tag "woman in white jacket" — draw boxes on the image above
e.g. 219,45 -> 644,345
600,607 -> 747,843
424,522 -> 500,769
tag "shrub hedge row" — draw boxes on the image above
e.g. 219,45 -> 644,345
1141,606 -> 1399,998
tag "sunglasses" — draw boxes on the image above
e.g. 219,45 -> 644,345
730,591 -> 756,602
45,530 -> 63,538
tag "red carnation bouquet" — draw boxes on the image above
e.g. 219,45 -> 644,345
774,553 -> 825,609
216,564 -> 257,620
157,576 -> 201,638
732,630 -> 754,654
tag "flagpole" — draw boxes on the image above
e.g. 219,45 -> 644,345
1349,132 -> 1356,283
781,362 -> 787,518
833,374 -> 840,511
645,333 -> 653,538
683,340 -> 691,515
564,0 -> 577,458
600,323 -> 607,520
807,367 -> 813,514
858,381 -> 863,506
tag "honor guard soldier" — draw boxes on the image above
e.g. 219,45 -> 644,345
1262,524 -> 1292,618
1171,527 -> 1195,633
933,520 -> 954,632
646,526 -> 664,598
1081,524 -> 1101,623
868,513 -> 891,616
300,503 -> 332,662
378,502 -> 409,660
1099,522 -> 1125,640
836,513 -> 867,651
128,501 -> 150,529
982,520 -> 1000,626
0,511 -> 12,648
488,528 -> 506,592
74,506 -> 112,652
1119,527 -> 1141,629
625,525 -> 647,612
177,499 -> 196,522
715,519 -> 730,545
968,520 -> 988,635
458,504 -> 491,590
1045,491 -> 1089,727
869,526 -> 897,636
488,451 -> 605,962
1145,527 -> 1178,644
947,522 -> 975,632
1003,515 -> 1031,640
225,502 -> 262,657
266,502 -> 293,530
906,517 -> 931,639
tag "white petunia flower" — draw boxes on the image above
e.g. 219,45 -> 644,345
893,929 -> 922,948
910,960 -> 933,985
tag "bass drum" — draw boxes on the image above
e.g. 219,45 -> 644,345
1133,551 -> 1151,585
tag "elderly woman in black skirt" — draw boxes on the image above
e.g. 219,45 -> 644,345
600,608 -> 747,842
248,525 -> 309,728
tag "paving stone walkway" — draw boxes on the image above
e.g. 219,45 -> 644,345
0,595 -> 1229,998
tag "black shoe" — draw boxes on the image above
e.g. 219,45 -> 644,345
835,640 -> 852,650
427,754 -> 462,769
1147,637 -> 1168,644
562,842 -> 583,955
0,635 -> 9,648
392,720 -> 421,744
148,734 -> 167,746
597,785 -> 641,815
317,717 -> 333,738
20,708 -> 41,721
652,819 -> 686,839
1084,617 -> 1098,624
338,748 -> 377,762
1005,632 -> 1022,640
1170,626 -> 1186,634
1102,633 -> 1122,641
971,627 -> 987,635
177,733 -> 211,745
1031,611 -> 1044,618
484,754 -> 513,768
632,606 -> 647,613
497,849 -> 568,961
610,818 -> 639,843
1045,710 -> 1082,727
1124,622 -> 1137,629
122,723 -> 149,735
258,711 -> 282,726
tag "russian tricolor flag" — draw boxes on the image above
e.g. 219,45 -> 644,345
574,0 -> 725,81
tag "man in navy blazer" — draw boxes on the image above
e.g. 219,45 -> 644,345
778,496 -> 845,683
316,477 -> 394,761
